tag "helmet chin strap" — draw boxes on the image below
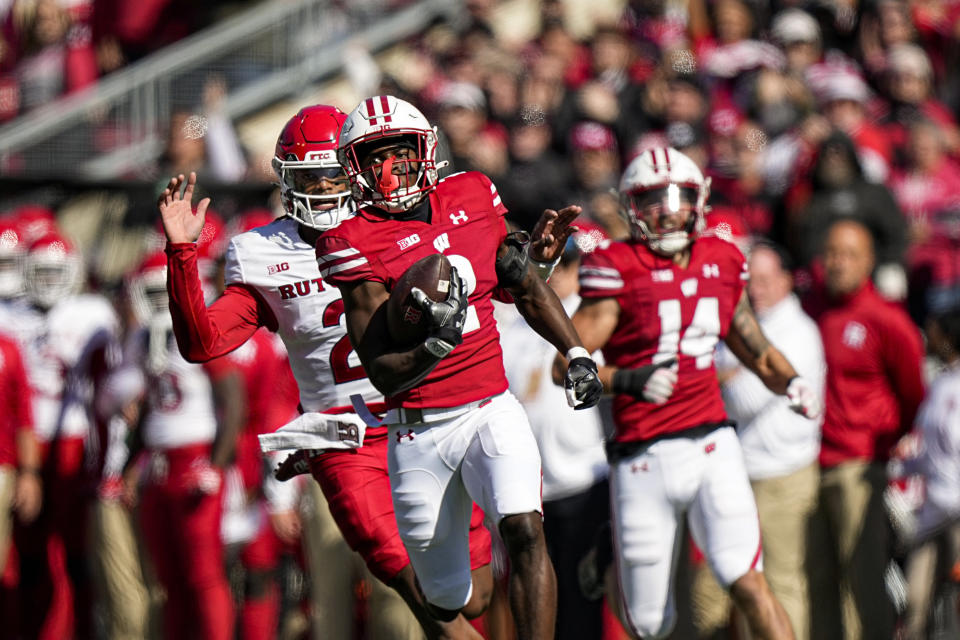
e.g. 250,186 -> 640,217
377,156 -> 400,195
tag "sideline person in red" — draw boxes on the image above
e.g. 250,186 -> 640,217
808,218 -> 925,640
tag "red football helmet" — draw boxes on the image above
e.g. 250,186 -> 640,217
272,105 -> 354,230
127,251 -> 168,327
24,232 -> 83,308
12,205 -> 58,244
0,216 -> 27,298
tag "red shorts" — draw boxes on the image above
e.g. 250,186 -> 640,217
310,428 -> 491,584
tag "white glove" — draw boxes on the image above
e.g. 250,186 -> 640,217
644,366 -> 678,404
786,376 -> 822,420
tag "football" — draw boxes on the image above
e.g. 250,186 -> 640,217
387,253 -> 453,346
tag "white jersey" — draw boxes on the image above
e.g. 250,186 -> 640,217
909,365 -> 960,533
224,217 -> 382,413
131,325 -> 218,450
498,294 -> 608,502
0,295 -> 119,442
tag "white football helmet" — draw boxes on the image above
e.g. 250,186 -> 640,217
127,251 -> 169,327
619,147 -> 710,255
338,96 -> 440,214
24,232 -> 83,309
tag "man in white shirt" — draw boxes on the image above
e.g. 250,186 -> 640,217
693,242 -> 825,640
498,235 -> 609,640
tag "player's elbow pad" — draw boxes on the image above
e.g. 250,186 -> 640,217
495,231 -> 529,289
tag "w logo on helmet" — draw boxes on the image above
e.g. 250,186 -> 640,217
364,96 -> 394,126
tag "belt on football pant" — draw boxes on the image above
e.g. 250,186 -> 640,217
605,420 -> 735,464
387,393 -> 502,425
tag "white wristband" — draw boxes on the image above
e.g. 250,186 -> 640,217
566,346 -> 590,362
526,246 -> 561,281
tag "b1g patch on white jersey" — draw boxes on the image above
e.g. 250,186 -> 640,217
225,217 -> 381,413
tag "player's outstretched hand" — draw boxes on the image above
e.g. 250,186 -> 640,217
157,171 -> 210,244
564,353 -> 603,410
786,376 -> 822,420
411,266 -> 469,359
529,205 -> 581,263
612,359 -> 678,404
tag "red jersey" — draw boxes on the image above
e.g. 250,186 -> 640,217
0,332 -> 33,466
580,236 -> 749,442
316,171 -> 510,410
815,283 -> 925,467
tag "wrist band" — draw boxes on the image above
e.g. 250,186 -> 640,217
566,346 -> 591,362
526,247 -> 561,281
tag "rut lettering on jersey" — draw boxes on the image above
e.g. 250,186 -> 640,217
277,277 -> 326,300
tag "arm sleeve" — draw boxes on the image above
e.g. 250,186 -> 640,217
166,242 -> 275,362
8,341 -> 34,431
579,249 -> 626,299
315,233 -> 381,286
883,314 -> 926,437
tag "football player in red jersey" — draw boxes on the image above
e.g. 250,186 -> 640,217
317,95 -> 603,640
159,103 -> 568,640
563,147 -> 822,640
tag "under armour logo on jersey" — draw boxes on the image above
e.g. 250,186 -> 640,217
702,263 -> 719,278
364,96 -> 393,126
652,269 -> 674,282
449,210 -> 468,225
433,233 -> 450,253
681,278 -> 698,297
630,462 -> 649,473
396,429 -> 415,443
268,231 -> 297,251
705,442 -> 716,454
397,234 -> 421,250
842,321 -> 867,349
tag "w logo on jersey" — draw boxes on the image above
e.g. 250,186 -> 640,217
433,233 -> 450,253
364,96 -> 393,126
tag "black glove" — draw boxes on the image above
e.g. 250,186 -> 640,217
611,359 -> 677,403
411,266 -> 469,359
564,356 -> 603,410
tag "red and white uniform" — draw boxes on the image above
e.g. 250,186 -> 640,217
132,326 -> 234,640
317,171 -> 510,410
580,236 -> 761,639
1,294 -> 117,640
581,235 -> 748,442
0,333 -> 33,468
166,215 -> 491,586
318,172 -> 539,611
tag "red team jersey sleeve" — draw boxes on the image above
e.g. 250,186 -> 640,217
581,237 -> 748,442
316,171 -> 511,409
0,335 -> 34,466
166,243 -> 278,362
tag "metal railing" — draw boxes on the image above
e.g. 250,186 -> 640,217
0,0 -> 461,179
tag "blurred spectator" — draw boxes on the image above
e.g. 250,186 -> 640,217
880,43 -> 960,159
771,9 -> 822,76
808,219 -> 925,640
796,132 -> 908,300
889,119 -> 960,319
692,242 -> 824,640
708,117 -> 774,238
566,121 -> 620,220
499,234 -> 608,640
499,108 -> 572,231
889,306 -> 960,640
435,80 -> 508,178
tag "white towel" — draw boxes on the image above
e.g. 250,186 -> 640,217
258,412 -> 366,453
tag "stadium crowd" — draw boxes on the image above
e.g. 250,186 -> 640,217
1,0 -> 960,638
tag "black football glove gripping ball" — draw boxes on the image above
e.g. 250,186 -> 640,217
411,266 -> 469,359
564,356 -> 602,410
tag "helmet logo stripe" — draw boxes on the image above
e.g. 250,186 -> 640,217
378,95 -> 393,124
649,148 -> 659,172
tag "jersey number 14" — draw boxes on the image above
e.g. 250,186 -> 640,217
653,297 -> 720,370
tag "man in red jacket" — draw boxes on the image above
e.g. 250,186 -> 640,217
809,219 -> 925,640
